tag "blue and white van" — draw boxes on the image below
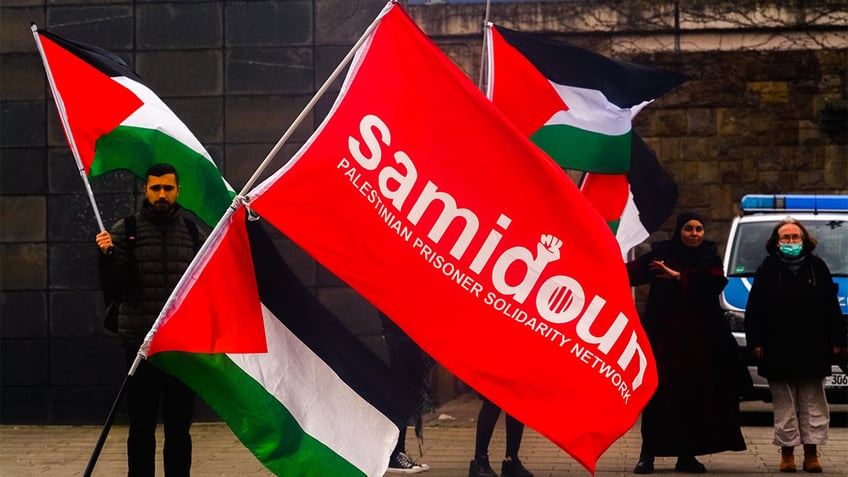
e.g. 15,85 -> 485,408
720,194 -> 848,402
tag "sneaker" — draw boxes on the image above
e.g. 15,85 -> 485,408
387,451 -> 429,474
502,456 -> 534,477
469,456 -> 497,477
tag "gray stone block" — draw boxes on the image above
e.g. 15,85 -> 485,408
0,148 -> 46,194
1,101 -> 45,147
49,243 -> 98,290
1,7 -> 45,53
0,387 -> 49,424
46,5 -> 134,50
0,196 -> 45,242
135,50 -> 222,96
315,0 -> 385,44
314,46 -> 350,95
50,290 -> 103,338
226,47 -> 313,95
0,338 -> 48,386
224,95 -> 314,143
223,141 -> 299,191
165,96 -> 224,144
50,384 -> 126,425
1,53 -> 46,101
0,291 -> 47,338
48,193 -> 99,242
48,149 -> 129,195
50,338 -> 124,386
225,0 -> 312,47
137,2 -> 222,50
0,243 -> 47,290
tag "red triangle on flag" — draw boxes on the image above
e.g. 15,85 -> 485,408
580,172 -> 630,223
40,35 -> 143,171
489,26 -> 568,137
148,208 -> 268,356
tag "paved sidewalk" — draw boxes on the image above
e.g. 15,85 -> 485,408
1,393 -> 845,476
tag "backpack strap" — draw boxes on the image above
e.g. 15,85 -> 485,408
183,216 -> 200,253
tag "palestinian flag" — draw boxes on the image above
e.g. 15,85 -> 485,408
33,27 -> 234,227
142,207 -> 425,477
487,24 -> 685,256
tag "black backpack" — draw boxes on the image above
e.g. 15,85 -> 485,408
101,214 -> 200,332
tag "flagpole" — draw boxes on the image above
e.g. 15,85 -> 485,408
477,0 -> 492,90
82,371 -> 132,477
31,24 -> 106,232
238,1 -> 393,197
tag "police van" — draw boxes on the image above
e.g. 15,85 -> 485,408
720,194 -> 848,402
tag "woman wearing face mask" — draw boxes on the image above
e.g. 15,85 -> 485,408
745,218 -> 845,473
627,212 -> 748,474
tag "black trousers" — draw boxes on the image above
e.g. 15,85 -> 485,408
475,396 -> 525,459
125,351 -> 195,477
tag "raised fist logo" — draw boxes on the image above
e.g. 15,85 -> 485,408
538,234 -> 562,261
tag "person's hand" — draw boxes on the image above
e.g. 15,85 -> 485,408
649,259 -> 681,281
753,346 -> 763,360
96,230 -> 113,255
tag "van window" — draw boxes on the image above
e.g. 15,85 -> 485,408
727,220 -> 847,277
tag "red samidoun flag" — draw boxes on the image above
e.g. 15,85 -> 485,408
246,4 -> 657,472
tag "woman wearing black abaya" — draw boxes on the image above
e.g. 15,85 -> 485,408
626,212 -> 748,474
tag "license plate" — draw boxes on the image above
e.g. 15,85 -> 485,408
826,373 -> 848,387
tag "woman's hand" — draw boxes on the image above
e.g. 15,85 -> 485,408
649,260 -> 681,281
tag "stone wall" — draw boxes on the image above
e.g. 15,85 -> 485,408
1,0 -> 845,424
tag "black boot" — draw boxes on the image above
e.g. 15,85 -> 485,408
502,456 -> 533,477
675,456 -> 706,473
633,455 -> 654,474
469,455 -> 498,477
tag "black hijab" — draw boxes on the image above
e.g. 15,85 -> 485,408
667,211 -> 720,267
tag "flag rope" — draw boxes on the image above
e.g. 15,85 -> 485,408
239,1 -> 395,198
31,24 -> 106,232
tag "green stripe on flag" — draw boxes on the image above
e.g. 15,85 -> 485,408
90,125 -> 234,227
149,351 -> 365,477
530,124 -> 631,173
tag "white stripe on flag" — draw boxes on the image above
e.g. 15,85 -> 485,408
229,305 -> 398,476
115,77 -> 212,159
615,188 -> 649,260
546,83 -> 632,135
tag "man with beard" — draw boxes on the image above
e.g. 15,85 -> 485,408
96,163 -> 204,477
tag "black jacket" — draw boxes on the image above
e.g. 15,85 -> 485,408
100,203 -> 203,349
745,253 -> 845,379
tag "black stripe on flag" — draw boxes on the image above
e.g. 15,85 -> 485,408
245,217 -> 427,429
37,29 -> 143,82
628,133 -> 679,232
495,26 -> 689,109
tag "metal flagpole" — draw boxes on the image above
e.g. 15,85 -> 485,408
31,24 -> 106,232
238,1 -> 395,197
477,0 -> 493,91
